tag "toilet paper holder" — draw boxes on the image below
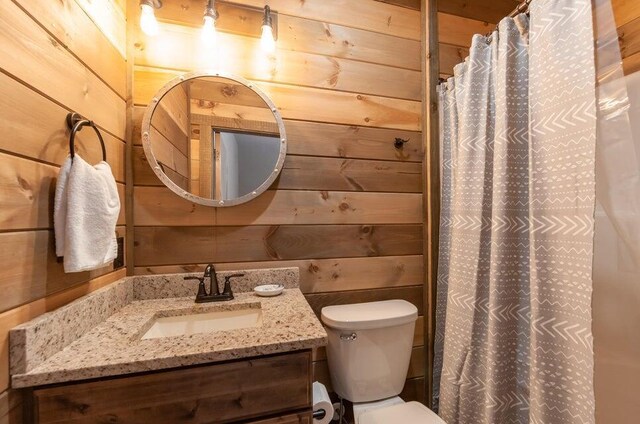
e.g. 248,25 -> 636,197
312,409 -> 327,420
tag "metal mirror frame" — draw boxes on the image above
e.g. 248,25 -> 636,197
141,71 -> 287,207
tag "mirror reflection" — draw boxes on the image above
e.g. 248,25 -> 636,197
148,76 -> 282,203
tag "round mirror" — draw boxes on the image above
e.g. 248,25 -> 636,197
141,72 -> 286,207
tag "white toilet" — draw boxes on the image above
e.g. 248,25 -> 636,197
321,300 -> 445,424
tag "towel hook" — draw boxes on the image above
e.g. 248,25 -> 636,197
66,112 -> 107,161
394,137 -> 410,149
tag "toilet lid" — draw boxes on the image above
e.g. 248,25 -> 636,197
359,402 -> 446,424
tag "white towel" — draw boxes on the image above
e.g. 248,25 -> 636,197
54,155 -> 121,273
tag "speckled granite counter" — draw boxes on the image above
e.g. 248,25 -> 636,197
10,268 -> 327,388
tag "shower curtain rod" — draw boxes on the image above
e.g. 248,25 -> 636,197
439,0 -> 533,84
508,0 -> 532,17
482,1 -> 532,38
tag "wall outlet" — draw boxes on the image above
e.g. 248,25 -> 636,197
113,237 -> 125,269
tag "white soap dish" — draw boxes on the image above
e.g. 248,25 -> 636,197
254,284 -> 285,297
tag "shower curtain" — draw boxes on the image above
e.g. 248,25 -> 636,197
434,0 -> 598,422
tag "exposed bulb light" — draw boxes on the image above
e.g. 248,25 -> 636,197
201,0 -> 218,44
201,15 -> 217,43
139,1 -> 161,36
261,5 -> 276,54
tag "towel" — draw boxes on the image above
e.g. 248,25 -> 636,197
54,155 -> 121,273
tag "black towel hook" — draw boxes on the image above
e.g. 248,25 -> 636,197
66,112 -> 107,161
394,137 -> 410,149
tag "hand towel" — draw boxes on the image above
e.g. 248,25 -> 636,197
54,155 -> 121,273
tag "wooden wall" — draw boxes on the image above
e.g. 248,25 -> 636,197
614,0 -> 640,75
0,0 -> 127,421
130,0 -> 426,401
150,83 -> 190,190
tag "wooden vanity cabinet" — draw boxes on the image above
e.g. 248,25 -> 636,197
27,350 -> 313,424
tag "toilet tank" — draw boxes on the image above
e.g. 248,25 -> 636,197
321,300 -> 418,403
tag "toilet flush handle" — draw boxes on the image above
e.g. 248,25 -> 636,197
340,333 -> 357,341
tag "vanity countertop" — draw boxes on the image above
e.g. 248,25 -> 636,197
10,269 -> 327,388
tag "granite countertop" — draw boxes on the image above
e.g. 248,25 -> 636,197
10,268 -> 327,388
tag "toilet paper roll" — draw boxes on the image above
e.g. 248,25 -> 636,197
312,381 -> 333,424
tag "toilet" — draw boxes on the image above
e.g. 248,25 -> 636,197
321,300 -> 445,424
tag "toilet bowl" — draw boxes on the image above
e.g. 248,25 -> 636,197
321,300 -> 445,424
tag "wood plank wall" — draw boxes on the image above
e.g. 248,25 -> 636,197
130,0 -> 427,402
0,0 -> 127,421
614,0 -> 640,75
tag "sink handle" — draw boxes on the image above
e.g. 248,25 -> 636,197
184,276 -> 208,298
222,274 -> 245,297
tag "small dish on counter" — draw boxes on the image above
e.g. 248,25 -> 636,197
254,284 -> 285,297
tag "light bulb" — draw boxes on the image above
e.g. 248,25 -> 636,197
140,3 -> 159,36
201,15 -> 217,44
261,24 -> 276,54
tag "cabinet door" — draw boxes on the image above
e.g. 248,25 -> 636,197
247,412 -> 312,424
32,351 -> 312,424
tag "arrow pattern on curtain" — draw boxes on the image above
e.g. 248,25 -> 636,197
434,1 -> 596,423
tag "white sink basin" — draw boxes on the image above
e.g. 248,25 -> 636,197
141,308 -> 262,340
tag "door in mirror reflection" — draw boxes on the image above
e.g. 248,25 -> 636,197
199,129 -> 280,200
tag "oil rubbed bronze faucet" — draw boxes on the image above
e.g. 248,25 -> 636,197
184,264 -> 244,303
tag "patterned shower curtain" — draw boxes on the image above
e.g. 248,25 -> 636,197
434,1 -> 597,423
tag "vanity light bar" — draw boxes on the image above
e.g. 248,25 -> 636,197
141,0 -> 278,50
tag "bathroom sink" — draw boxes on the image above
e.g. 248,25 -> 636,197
141,308 -> 263,340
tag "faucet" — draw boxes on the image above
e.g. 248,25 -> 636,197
184,264 -> 244,303
203,264 -> 218,295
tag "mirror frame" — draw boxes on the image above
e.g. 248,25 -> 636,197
141,71 -> 287,207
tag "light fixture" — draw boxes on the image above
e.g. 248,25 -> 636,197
201,0 -> 218,44
261,5 -> 276,54
139,0 -> 161,36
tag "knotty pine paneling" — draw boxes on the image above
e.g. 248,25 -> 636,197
11,0 -> 126,98
134,146 -> 423,192
0,0 -> 125,140
130,0 -> 426,401
438,13 -> 492,46
435,3 -> 515,77
439,0 -> 520,23
376,0 -> 420,10
614,0 -> 640,75
151,1 -> 422,71
133,107 -> 423,161
157,0 -> 421,41
74,0 -> 127,58
0,0 -> 127,408
135,23 -> 422,100
134,69 -> 421,131
0,72 -> 126,182
612,0 -> 640,27
134,188 -> 422,226
134,225 -> 422,266
135,255 -> 425,294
